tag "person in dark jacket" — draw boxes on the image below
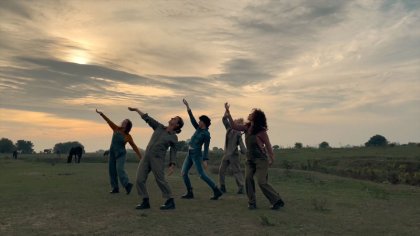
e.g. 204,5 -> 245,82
180,99 -> 223,200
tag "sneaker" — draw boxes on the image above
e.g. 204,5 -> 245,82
125,183 -> 133,195
248,203 -> 257,210
210,187 -> 223,200
160,198 -> 175,210
135,198 -> 150,210
181,189 -> 194,199
109,188 -> 119,194
270,199 -> 285,210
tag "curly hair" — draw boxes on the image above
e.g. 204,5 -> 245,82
175,116 -> 184,134
124,119 -> 133,134
247,109 -> 267,135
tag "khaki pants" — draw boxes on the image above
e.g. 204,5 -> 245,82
245,158 -> 281,205
219,157 -> 244,188
136,156 -> 172,199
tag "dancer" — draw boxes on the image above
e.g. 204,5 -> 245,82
181,98 -> 223,200
224,103 -> 284,210
128,107 -> 184,210
219,111 -> 246,194
96,109 -> 142,194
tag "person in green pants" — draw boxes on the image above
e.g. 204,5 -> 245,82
96,109 -> 142,194
224,103 -> 284,210
128,107 -> 184,210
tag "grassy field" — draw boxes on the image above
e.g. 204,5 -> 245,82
1,152 -> 420,236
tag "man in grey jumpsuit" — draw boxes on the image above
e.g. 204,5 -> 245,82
219,111 -> 246,194
129,107 -> 184,210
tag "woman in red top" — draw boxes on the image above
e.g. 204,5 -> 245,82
224,103 -> 284,210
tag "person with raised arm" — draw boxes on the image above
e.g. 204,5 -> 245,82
96,109 -> 142,195
128,107 -> 184,210
180,98 -> 223,200
224,103 -> 284,210
218,110 -> 247,194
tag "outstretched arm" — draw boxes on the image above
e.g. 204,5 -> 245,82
96,109 -> 118,131
126,135 -> 142,160
224,103 -> 247,132
183,98 -> 199,129
128,107 -> 162,130
222,111 -> 231,130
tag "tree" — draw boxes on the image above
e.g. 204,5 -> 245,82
319,141 -> 330,149
294,142 -> 303,149
16,140 -> 34,154
53,141 -> 85,154
0,138 -> 16,153
273,145 -> 280,151
365,135 -> 388,147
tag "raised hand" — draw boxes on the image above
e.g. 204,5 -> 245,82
128,107 -> 138,111
224,102 -> 230,113
95,109 -> 103,115
183,98 -> 190,109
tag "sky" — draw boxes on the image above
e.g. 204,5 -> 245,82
0,0 -> 419,152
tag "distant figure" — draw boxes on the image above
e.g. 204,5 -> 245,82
13,150 -> 18,159
180,98 -> 223,201
219,111 -> 247,194
67,146 -> 83,163
96,109 -> 142,195
225,102 -> 284,210
103,150 -> 110,156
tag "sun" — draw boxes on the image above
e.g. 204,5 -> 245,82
67,49 -> 90,64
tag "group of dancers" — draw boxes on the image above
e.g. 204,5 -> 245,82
96,99 -> 285,211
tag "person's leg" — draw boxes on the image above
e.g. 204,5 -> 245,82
135,157 -> 152,209
255,159 -> 284,209
191,153 -> 223,200
218,158 -> 229,192
191,153 -> 216,189
150,157 -> 175,210
150,157 -> 172,199
116,155 -> 132,193
181,152 -> 194,190
230,157 -> 245,193
108,156 -> 119,192
245,160 -> 257,208
135,157 -> 151,199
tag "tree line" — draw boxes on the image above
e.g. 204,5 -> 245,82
1,135 -> 418,154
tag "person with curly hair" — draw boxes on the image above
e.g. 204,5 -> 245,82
128,107 -> 184,210
180,98 -> 223,200
96,109 -> 142,195
224,103 -> 284,210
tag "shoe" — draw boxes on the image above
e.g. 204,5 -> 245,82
210,187 -> 223,200
220,185 -> 226,193
109,188 -> 119,194
125,183 -> 133,195
181,188 -> 194,199
135,198 -> 150,210
248,203 -> 257,210
270,199 -> 285,210
160,198 -> 175,210
237,186 -> 244,194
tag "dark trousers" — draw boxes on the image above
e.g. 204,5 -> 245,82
245,159 -> 281,205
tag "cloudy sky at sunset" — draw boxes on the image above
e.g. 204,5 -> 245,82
1,0 -> 419,152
